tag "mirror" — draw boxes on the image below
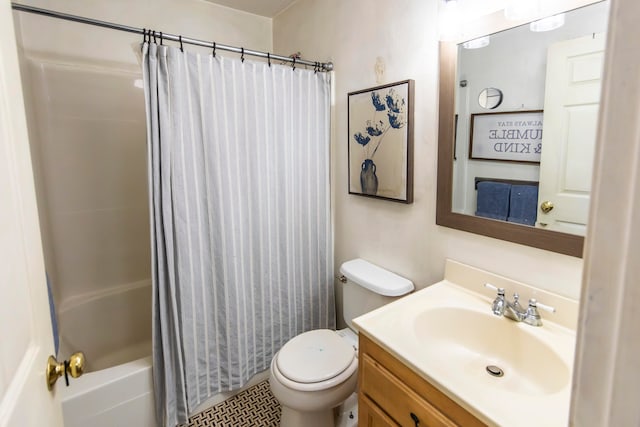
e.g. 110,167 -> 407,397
437,1 -> 610,257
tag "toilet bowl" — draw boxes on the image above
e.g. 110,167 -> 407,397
270,329 -> 358,427
269,259 -> 414,427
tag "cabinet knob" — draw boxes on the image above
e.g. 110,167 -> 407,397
410,412 -> 420,426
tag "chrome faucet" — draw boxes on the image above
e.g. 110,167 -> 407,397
504,292 -> 525,322
484,283 -> 556,326
488,286 -> 506,316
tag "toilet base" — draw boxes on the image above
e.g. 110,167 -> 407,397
277,393 -> 358,427
280,406 -> 333,427
335,393 -> 358,427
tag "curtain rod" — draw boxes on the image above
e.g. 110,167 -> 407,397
11,3 -> 334,72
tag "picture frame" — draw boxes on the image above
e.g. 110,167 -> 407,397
348,80 -> 414,203
469,110 -> 544,163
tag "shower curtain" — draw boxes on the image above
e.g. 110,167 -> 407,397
141,42 -> 334,426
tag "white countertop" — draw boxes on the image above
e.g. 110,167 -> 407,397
353,259 -> 578,427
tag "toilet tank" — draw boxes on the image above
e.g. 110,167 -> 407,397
339,259 -> 414,330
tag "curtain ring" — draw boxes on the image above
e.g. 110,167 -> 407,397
314,62 -> 318,74
179,35 -> 184,52
159,31 -> 163,46
241,47 -> 245,63
292,56 -> 296,71
152,30 -> 157,44
142,28 -> 147,43
212,42 -> 216,58
267,52 -> 271,67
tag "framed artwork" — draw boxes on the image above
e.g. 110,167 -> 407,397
348,80 -> 414,203
469,110 -> 543,163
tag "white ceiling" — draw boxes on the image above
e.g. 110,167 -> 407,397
204,0 -> 297,18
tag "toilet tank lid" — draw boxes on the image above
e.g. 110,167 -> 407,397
339,259 -> 414,296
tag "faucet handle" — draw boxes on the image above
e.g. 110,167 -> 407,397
485,283 -> 506,316
484,283 -> 505,295
529,298 -> 556,313
523,298 -> 556,326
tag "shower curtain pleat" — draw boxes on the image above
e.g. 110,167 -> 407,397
142,42 -> 334,426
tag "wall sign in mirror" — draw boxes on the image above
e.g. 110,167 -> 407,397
437,0 -> 611,257
478,88 -> 503,109
469,111 -> 543,163
348,80 -> 414,203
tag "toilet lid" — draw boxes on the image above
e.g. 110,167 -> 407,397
276,329 -> 355,384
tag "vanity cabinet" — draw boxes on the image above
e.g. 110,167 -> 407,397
359,394 -> 399,427
358,334 -> 485,427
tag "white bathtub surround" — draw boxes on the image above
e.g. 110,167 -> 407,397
142,43 -> 333,425
60,357 -> 154,427
57,279 -> 151,371
52,281 -> 155,426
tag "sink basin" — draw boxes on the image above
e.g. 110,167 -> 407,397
353,262 -> 578,427
413,307 -> 570,396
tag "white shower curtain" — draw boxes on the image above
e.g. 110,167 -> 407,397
141,42 -> 334,426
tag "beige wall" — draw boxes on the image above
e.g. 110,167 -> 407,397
15,0 -> 272,63
14,0 -> 272,306
14,0 -> 585,318
274,0 -> 584,326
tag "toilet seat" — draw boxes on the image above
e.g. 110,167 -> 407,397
273,329 -> 358,392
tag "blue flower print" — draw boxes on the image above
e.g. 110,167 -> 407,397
366,120 -> 385,136
371,92 -> 386,111
387,111 -> 406,129
353,84 -> 407,163
385,89 -> 405,114
354,132 -> 371,146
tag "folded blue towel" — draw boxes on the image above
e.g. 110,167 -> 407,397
476,181 -> 511,221
507,185 -> 538,226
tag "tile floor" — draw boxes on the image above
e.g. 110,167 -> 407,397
182,380 -> 281,427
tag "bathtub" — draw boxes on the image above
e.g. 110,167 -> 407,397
55,278 -> 271,426
57,279 -> 156,427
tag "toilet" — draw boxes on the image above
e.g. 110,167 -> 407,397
269,258 -> 414,427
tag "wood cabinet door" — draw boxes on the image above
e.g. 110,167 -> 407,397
359,394 -> 400,427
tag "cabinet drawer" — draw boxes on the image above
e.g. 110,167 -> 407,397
361,353 -> 456,427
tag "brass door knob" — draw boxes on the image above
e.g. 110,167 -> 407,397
540,201 -> 554,214
46,351 -> 85,390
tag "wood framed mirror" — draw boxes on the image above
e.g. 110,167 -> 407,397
435,2 -> 610,258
